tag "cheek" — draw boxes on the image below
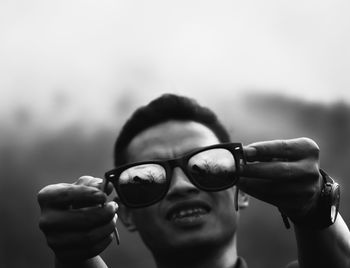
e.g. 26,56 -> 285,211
212,189 -> 238,222
215,188 -> 236,208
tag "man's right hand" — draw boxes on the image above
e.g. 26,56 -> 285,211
37,176 -> 118,263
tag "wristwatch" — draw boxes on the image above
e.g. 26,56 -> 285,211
282,169 -> 340,230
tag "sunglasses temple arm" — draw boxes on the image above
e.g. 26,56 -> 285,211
235,181 -> 239,211
234,144 -> 247,212
113,223 -> 121,245
102,178 -> 121,245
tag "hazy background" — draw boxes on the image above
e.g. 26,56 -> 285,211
1,1 -> 350,268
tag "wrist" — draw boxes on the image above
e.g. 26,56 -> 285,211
288,169 -> 340,230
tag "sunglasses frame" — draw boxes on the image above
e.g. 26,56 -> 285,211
105,142 -> 246,208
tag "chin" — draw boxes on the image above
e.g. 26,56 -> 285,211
149,225 -> 233,256
149,232 -> 232,262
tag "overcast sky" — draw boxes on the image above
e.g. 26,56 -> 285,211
1,0 -> 350,125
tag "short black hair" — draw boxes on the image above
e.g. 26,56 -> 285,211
113,93 -> 230,166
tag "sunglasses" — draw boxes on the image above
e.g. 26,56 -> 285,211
104,143 -> 246,209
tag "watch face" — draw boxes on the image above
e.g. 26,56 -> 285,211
330,183 -> 340,223
331,205 -> 337,223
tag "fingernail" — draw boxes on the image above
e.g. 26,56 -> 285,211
94,177 -> 103,184
112,201 -> 119,212
113,214 -> 118,224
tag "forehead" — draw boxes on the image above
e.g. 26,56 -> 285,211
126,120 -> 221,162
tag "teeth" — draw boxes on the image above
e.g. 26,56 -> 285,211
171,207 -> 207,220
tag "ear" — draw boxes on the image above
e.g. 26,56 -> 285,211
237,188 -> 249,210
115,197 -> 138,232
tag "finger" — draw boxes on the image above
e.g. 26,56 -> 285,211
75,176 -> 114,196
244,137 -> 319,162
38,183 -> 107,209
75,176 -> 103,188
237,177 -> 319,215
238,177 -> 308,199
55,234 -> 113,262
47,217 -> 117,249
39,201 -> 118,232
101,181 -> 114,196
241,160 -> 319,181
238,178 -> 287,206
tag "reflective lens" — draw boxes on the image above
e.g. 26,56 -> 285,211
187,148 -> 237,190
117,164 -> 168,207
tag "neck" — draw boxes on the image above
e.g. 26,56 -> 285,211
153,236 -> 238,268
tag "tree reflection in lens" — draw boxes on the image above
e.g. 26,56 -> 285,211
188,149 -> 236,189
120,164 -> 166,184
118,164 -> 167,206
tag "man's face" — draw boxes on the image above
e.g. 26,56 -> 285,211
120,120 -> 241,254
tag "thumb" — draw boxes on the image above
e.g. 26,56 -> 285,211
74,176 -> 113,195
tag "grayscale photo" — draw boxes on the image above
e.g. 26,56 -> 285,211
1,1 -> 350,268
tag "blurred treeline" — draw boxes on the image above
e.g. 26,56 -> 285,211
1,92 -> 349,268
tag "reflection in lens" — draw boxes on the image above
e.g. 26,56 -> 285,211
118,164 -> 167,206
188,148 -> 236,189
119,164 -> 166,184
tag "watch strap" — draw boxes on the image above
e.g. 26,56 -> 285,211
282,169 -> 340,230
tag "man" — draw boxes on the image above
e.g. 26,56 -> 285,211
38,94 -> 350,268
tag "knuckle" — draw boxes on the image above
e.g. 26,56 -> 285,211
38,216 -> 50,233
306,162 -> 320,180
37,184 -> 55,206
38,210 -> 61,233
46,235 -> 58,249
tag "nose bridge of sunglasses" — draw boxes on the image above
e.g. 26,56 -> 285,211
168,164 -> 196,189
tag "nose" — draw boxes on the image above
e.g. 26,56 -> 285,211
166,167 -> 200,201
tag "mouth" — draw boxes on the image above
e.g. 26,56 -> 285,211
166,201 -> 211,225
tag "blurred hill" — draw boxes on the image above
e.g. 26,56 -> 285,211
1,92 -> 349,268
